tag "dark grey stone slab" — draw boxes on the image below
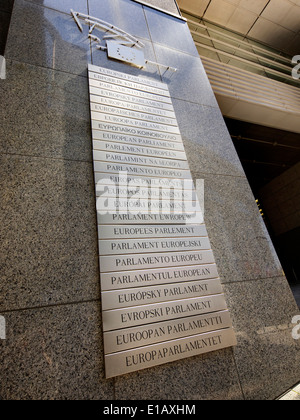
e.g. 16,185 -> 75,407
0,60 -> 92,161
225,277 -> 299,337
144,6 -> 198,56
0,301 -> 114,400
115,346 -> 243,400
152,44 -> 219,107
172,99 -> 245,177
5,0 -> 91,75
0,154 -> 100,311
192,172 -> 283,283
24,0 -> 88,15
225,277 -> 300,400
88,0 -> 150,41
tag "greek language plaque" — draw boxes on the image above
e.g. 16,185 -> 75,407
88,64 -> 237,378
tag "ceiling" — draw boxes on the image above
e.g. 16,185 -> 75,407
178,0 -> 300,55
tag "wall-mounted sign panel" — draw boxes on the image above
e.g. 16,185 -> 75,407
99,249 -> 216,272
106,41 -> 146,69
100,264 -> 219,291
88,64 -> 236,379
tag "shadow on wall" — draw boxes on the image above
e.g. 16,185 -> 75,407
0,0 -> 15,55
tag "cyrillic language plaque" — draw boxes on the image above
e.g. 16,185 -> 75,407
88,64 -> 236,379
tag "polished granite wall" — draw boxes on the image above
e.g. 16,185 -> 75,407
0,0 -> 300,400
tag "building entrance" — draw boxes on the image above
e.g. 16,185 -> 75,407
225,117 -> 300,307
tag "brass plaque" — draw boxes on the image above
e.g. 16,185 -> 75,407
88,65 -> 236,378
104,328 -> 237,378
100,264 -> 219,291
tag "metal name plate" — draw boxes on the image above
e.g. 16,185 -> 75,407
99,237 -> 211,256
88,64 -> 168,91
89,71 -> 170,98
97,212 -> 202,226
98,224 -> 207,239
102,278 -> 223,310
100,264 -> 219,291
96,185 -> 196,201
92,119 -> 181,140
103,294 -> 228,331
90,103 -> 177,126
94,161 -> 192,180
92,131 -> 184,151
90,95 -> 176,119
89,86 -> 174,111
94,173 -> 194,189
105,328 -> 237,378
92,121 -> 182,142
100,250 -> 215,272
88,65 -> 236,378
91,111 -> 180,134
104,310 -> 232,353
89,78 -> 172,104
93,150 -> 189,170
92,123 -> 182,144
97,199 -> 201,214
93,140 -> 187,160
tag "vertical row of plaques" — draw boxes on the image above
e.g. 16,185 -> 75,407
88,64 -> 236,379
